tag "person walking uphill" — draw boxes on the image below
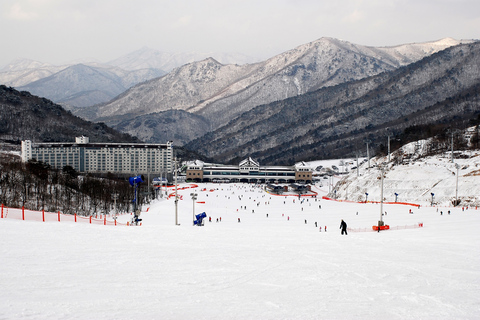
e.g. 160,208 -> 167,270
340,219 -> 348,235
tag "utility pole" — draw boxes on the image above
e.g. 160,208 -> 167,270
379,165 -> 385,229
387,134 -> 391,162
112,193 -> 118,220
190,193 -> 198,225
455,163 -> 460,206
451,131 -> 454,163
365,140 -> 370,169
174,157 -> 179,225
356,152 -> 359,177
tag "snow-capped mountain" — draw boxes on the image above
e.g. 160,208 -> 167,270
17,64 -> 164,108
0,58 -> 53,72
76,37 -> 474,144
184,41 -> 480,164
0,59 -> 67,87
0,49 -> 256,108
107,47 -> 257,71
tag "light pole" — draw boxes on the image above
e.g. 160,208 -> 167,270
451,130 -> 454,163
159,171 -> 163,198
112,193 -> 118,220
455,163 -> 460,206
356,152 -> 359,177
174,157 -> 179,225
379,165 -> 385,228
366,140 -> 370,169
190,193 -> 198,225
387,134 -> 391,162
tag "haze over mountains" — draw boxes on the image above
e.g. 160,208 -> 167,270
0,49 -> 254,109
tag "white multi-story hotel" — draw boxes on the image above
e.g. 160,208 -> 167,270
21,136 -> 173,175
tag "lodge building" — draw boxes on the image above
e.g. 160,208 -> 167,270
186,157 -> 313,183
21,136 -> 173,175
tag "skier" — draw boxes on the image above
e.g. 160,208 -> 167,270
340,219 -> 347,235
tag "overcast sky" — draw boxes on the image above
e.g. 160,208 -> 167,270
1,0 -> 479,67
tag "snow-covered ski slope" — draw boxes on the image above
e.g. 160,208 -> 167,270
330,142 -> 480,207
1,181 -> 479,319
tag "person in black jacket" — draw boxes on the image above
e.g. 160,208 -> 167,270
340,219 -> 348,235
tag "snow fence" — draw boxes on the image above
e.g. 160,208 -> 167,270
0,204 -> 127,226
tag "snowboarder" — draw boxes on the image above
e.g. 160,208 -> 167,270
340,219 -> 347,235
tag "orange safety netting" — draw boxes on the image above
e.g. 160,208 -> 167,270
0,204 -> 127,226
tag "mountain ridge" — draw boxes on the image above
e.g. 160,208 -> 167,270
77,37 -> 473,144
184,41 -> 480,164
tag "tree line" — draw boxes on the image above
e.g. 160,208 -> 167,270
0,155 -> 149,216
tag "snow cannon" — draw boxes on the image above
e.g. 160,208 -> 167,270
129,175 -> 145,186
194,212 -> 207,226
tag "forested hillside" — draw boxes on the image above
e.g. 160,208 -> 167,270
185,42 -> 480,165
0,85 -> 139,144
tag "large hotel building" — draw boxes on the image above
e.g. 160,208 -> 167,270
21,136 -> 173,175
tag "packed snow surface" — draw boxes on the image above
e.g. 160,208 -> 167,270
1,182 -> 479,319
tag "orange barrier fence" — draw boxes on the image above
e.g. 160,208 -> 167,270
322,196 -> 420,207
348,223 -> 424,233
0,204 -> 127,226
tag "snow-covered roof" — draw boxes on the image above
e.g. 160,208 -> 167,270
294,161 -> 313,169
239,157 -> 260,168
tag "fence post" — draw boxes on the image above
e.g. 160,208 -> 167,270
22,206 -> 25,220
1,204 -> 3,218
89,216 -> 92,224
74,213 -> 77,222
42,209 -> 45,222
104,216 -> 106,225
58,211 -> 60,222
